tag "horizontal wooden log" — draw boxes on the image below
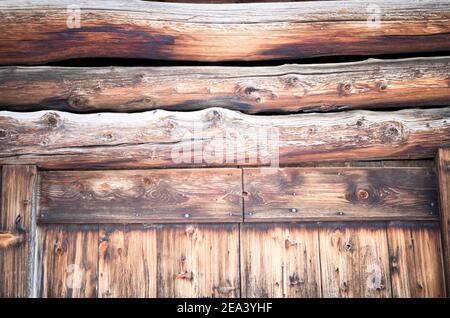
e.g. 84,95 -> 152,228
243,167 -> 439,222
1,107 -> 450,169
39,169 -> 242,223
0,0 -> 449,64
1,57 -> 449,114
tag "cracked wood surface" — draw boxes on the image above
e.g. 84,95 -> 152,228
1,57 -> 449,114
0,107 -> 449,169
0,0 -> 449,64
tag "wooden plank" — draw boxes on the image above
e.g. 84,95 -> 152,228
437,148 -> 450,293
243,167 -> 438,222
35,224 -> 98,298
241,223 -> 321,297
1,107 -> 450,169
0,0 -> 449,64
319,223 -> 391,298
1,57 -> 449,114
387,222 -> 446,297
38,169 -> 242,223
157,224 -> 240,298
0,165 -> 37,298
98,224 -> 157,298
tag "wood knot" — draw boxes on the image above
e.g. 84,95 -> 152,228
338,81 -> 353,96
377,80 -> 388,91
41,112 -> 61,128
289,273 -> 302,286
356,189 -> 370,201
102,132 -> 113,140
344,241 -> 353,251
68,94 -> 89,109
235,83 -> 274,102
0,129 -> 8,139
54,240 -> 67,255
355,117 -> 366,128
176,271 -> 193,280
380,122 -> 405,143
206,109 -> 222,122
285,239 -> 297,249
283,75 -> 303,89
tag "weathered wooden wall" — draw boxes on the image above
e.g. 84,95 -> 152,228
1,0 -> 449,299
32,222 -> 446,298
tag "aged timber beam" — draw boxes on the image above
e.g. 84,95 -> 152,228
0,0 -> 449,64
0,107 -> 449,169
243,167 -> 439,222
38,169 -> 243,223
1,57 -> 449,114
437,148 -> 450,295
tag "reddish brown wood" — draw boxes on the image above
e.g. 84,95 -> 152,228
437,148 -> 450,295
0,0 -> 449,64
1,57 -> 449,114
0,165 -> 37,298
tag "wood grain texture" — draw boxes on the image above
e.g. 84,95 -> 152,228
0,0 -> 449,64
437,148 -> 450,293
35,224 -> 98,298
157,224 -> 240,297
319,223 -> 391,298
241,223 -> 321,297
98,224 -> 157,298
0,165 -> 37,298
243,167 -> 438,222
1,107 -> 450,169
0,232 -> 25,250
387,222 -> 446,298
1,57 -> 449,114
39,169 -> 242,223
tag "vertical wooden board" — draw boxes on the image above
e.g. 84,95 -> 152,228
388,222 -> 445,298
36,224 -> 98,298
0,165 -> 37,298
319,223 -> 391,298
437,148 -> 450,293
241,223 -> 321,298
157,224 -> 239,298
98,224 -> 157,298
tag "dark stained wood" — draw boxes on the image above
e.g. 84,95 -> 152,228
319,223 -> 391,298
0,0 -> 449,64
98,224 -> 157,298
157,224 -> 240,297
437,148 -> 450,294
241,223 -> 321,297
0,165 -> 37,298
1,57 -> 449,114
38,169 -> 242,223
387,222 -> 446,297
243,167 -> 439,222
1,107 -> 450,169
35,224 -> 98,298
